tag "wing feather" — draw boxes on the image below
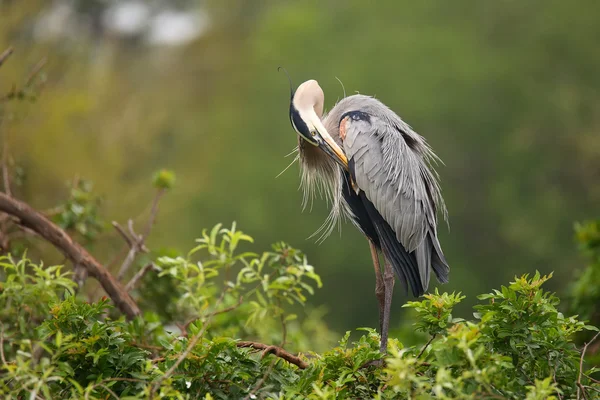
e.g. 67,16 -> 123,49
342,109 -> 449,291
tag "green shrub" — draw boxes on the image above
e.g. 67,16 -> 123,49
0,224 -> 598,399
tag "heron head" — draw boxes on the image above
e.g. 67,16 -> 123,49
289,80 -> 348,169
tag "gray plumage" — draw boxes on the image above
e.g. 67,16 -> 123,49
297,91 -> 449,292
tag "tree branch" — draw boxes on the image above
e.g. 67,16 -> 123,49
0,192 -> 140,319
24,57 -> 47,87
115,188 -> 164,281
417,334 -> 436,359
125,263 -> 157,291
237,341 -> 308,369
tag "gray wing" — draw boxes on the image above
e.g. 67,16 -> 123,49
343,113 -> 449,291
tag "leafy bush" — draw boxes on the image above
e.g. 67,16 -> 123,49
570,220 -> 600,328
0,224 -> 598,399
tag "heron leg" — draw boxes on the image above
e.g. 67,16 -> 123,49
368,241 -> 385,336
380,257 -> 395,354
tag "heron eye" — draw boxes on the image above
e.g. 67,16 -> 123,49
340,111 -> 371,125
311,131 -> 316,136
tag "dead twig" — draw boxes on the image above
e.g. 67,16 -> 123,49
24,57 -> 47,87
237,341 -> 308,369
112,221 -> 133,248
0,47 -> 13,68
577,331 -> 600,400
142,187 -> 164,238
0,192 -> 140,319
115,188 -> 164,281
417,334 -> 436,359
125,263 -> 157,291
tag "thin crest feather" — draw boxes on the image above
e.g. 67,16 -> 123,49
335,76 -> 346,98
276,153 -> 299,179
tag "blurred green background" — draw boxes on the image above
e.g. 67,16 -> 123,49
2,0 -> 599,334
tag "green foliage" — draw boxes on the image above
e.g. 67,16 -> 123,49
151,223 -> 327,350
570,220 -> 600,325
1,227 -> 599,399
403,290 -> 465,336
51,179 -> 104,242
0,255 -> 76,352
568,219 -> 600,371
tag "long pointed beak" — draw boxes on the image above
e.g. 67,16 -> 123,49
310,116 -> 348,170
317,130 -> 348,169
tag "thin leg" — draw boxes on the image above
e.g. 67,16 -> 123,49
368,240 -> 385,336
380,257 -> 396,354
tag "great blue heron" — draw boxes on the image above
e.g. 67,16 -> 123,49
286,79 -> 449,354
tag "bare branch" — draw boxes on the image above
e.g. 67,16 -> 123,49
112,221 -> 133,247
237,341 -> 308,369
0,47 -> 13,68
118,240 -> 141,281
115,189 -> 164,280
24,57 -> 47,87
417,334 -> 436,359
125,263 -> 157,291
142,188 -> 165,238
0,192 -> 140,319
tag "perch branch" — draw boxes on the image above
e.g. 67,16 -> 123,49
0,192 -> 140,319
237,341 -> 308,369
